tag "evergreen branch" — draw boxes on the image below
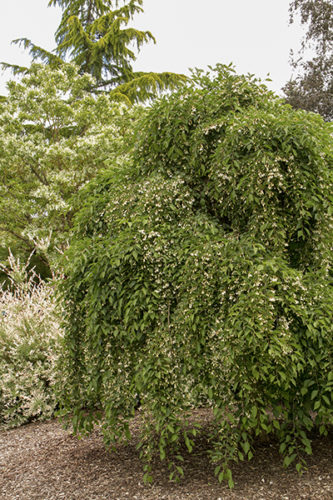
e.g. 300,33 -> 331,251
56,16 -> 94,59
53,0 -> 144,46
0,62 -> 29,76
106,90 -> 132,106
109,72 -> 188,103
11,38 -> 63,66
110,26 -> 156,54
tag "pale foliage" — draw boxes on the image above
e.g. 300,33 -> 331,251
0,63 -> 138,268
0,252 -> 63,428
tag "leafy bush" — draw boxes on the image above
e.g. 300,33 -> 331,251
0,252 -> 63,428
59,65 -> 333,486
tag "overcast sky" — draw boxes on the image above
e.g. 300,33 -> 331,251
0,0 -> 305,96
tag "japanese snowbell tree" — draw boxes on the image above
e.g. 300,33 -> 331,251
59,65 -> 333,486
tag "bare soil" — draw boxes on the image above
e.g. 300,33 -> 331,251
0,412 -> 332,500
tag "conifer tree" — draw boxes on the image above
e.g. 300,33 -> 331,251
3,0 -> 186,103
283,0 -> 333,121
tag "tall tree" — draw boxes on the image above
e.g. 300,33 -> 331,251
0,63 -> 139,272
2,0 -> 186,104
283,0 -> 333,121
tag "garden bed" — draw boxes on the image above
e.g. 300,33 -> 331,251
1,411 -> 332,500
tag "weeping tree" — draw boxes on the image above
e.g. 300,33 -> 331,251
283,0 -> 333,121
58,65 -> 333,487
2,0 -> 186,103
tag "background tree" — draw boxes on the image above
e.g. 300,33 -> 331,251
3,0 -> 186,104
58,65 -> 333,486
0,63 -> 139,273
283,0 -> 333,120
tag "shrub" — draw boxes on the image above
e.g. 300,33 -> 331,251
0,252 -> 63,428
59,65 -> 333,486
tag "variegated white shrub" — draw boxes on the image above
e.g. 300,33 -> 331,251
0,253 -> 63,428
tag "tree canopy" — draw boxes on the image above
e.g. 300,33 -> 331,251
0,63 -> 138,271
58,65 -> 333,485
3,0 -> 186,104
283,0 -> 333,120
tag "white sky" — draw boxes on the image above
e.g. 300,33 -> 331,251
0,0 -> 305,96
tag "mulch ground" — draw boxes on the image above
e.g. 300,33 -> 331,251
0,411 -> 332,500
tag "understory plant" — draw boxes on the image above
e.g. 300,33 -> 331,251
0,252 -> 63,428
58,65 -> 333,487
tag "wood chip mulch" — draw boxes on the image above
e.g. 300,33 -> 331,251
0,412 -> 332,500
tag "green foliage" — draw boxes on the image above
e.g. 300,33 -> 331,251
59,65 -> 333,485
3,0 -> 186,103
0,253 -> 63,428
283,0 -> 333,121
0,62 -> 139,272
51,0 -> 154,80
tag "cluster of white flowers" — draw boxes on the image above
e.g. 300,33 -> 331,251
0,63 -> 136,264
